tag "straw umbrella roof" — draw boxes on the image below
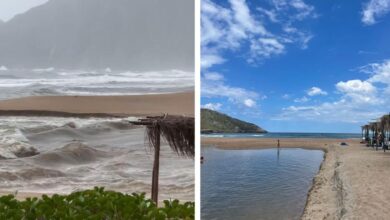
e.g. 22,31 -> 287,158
129,114 -> 194,203
131,114 -> 194,157
362,124 -> 370,130
368,121 -> 380,131
380,114 -> 390,130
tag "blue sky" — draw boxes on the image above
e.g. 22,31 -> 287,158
201,0 -> 390,133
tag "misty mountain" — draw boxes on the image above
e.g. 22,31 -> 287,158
0,0 -> 194,71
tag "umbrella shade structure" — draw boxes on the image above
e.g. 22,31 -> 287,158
130,115 -> 194,204
380,114 -> 390,141
362,113 -> 390,147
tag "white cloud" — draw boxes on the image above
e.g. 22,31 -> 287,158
257,8 -> 279,23
299,33 -> 313,49
202,103 -> 223,111
202,72 -> 260,108
203,72 -> 224,81
274,100 -> 384,123
244,98 -> 256,107
274,60 -> 390,123
229,0 -> 267,35
201,0 -> 316,69
307,87 -> 327,96
365,59 -> 390,85
282,94 -> 291,99
269,0 -> 317,20
336,80 -> 376,94
249,38 -> 285,62
201,0 -> 316,115
294,96 -> 309,103
290,0 -> 316,20
362,0 -> 390,25
201,54 -> 225,69
336,80 -> 378,103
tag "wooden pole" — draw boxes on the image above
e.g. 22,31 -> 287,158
151,124 -> 160,204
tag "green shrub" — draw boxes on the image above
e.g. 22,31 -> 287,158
0,187 -> 194,220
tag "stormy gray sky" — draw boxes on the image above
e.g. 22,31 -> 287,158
0,0 -> 48,22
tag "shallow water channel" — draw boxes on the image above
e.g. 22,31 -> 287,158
201,147 -> 324,220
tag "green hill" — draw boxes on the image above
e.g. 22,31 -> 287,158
201,108 -> 267,133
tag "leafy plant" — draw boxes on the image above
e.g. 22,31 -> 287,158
0,187 -> 194,220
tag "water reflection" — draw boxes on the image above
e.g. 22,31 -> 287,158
201,147 -> 324,220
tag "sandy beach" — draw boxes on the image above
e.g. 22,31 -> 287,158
202,137 -> 390,219
0,92 -> 194,117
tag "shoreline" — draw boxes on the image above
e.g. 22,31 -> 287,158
0,92 -> 194,117
202,137 -> 390,219
0,110 -> 126,118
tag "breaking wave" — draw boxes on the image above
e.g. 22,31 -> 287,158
0,117 -> 194,201
0,69 -> 194,100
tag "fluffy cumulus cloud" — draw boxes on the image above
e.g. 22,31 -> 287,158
275,59 -> 390,123
307,87 -> 327,96
362,0 -> 390,25
201,0 -> 317,69
336,80 -> 378,103
202,103 -> 223,111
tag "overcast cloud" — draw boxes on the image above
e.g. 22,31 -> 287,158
0,0 -> 48,22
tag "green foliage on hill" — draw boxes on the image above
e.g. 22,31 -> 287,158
201,108 -> 267,133
0,187 -> 194,219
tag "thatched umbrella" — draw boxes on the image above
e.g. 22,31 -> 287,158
130,115 -> 194,204
380,114 -> 390,141
368,120 -> 384,149
367,122 -> 377,147
362,113 -> 390,150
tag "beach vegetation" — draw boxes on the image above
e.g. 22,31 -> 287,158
0,187 -> 194,219
201,108 -> 267,133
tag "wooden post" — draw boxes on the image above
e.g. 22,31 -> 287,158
151,124 -> 160,204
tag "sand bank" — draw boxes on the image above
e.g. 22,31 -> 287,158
202,137 -> 390,219
0,92 -> 194,117
0,191 -> 48,200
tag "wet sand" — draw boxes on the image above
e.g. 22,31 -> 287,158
0,191 -> 47,200
0,92 -> 194,117
202,137 -> 390,219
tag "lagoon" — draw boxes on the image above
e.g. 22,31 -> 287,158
201,147 -> 324,220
